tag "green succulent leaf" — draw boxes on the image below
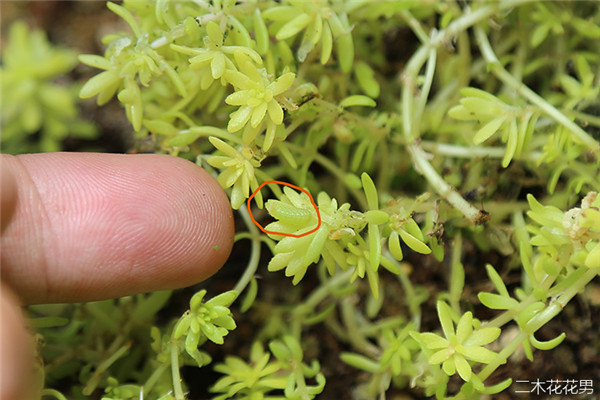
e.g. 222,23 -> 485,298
529,332 -> 566,350
473,116 -> 506,144
585,242 -> 600,268
340,95 -> 376,108
478,292 -> 519,310
398,229 -> 431,254
388,231 -> 404,261
354,61 -> 380,98
463,327 -> 501,346
340,353 -> 380,373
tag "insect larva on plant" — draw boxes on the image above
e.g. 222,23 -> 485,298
266,199 -> 313,229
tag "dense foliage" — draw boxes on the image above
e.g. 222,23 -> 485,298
3,1 -> 599,399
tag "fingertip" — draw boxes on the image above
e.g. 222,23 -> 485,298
159,155 -> 235,286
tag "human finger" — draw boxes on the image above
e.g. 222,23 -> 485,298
0,152 -> 234,304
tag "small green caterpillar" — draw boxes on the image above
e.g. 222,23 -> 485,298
266,200 -> 313,229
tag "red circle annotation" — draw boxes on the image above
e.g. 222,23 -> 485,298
247,180 -> 321,238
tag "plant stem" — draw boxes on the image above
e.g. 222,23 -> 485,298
106,320 -> 133,355
412,45 -> 437,139
525,268 -> 598,333
401,45 -> 428,141
479,268 -> 598,384
399,41 -> 481,222
487,295 -> 536,329
82,342 -> 132,395
474,25 -> 599,153
358,316 -> 405,336
234,231 -> 275,252
565,109 -> 600,128
286,142 -> 368,210
400,10 -> 430,44
420,141 -> 542,161
488,272 -> 558,329
232,206 -> 262,297
477,330 -> 528,382
150,23 -> 185,48
294,269 -> 354,316
380,256 -> 421,325
547,265 -> 587,298
340,297 -> 380,357
293,364 -> 310,400
143,362 -> 169,395
409,144 -> 481,222
285,116 -> 307,137
307,98 -> 388,137
324,316 -> 350,342
400,5 -> 492,222
184,126 -> 243,143
171,344 -> 185,400
449,232 -> 464,314
377,136 -> 391,196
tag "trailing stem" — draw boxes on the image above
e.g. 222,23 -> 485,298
474,25 -> 600,154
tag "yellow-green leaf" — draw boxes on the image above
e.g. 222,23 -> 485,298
473,116 -> 506,144
144,119 -> 179,137
78,54 -> 112,70
107,2 -> 141,37
165,131 -> 202,147
354,61 -> 380,98
398,229 -> 431,254
276,13 -> 311,40
388,231 -> 403,261
336,33 -> 354,73
365,210 -> 389,225
502,119 -> 518,167
585,242 -> 600,268
320,22 -> 333,64
368,223 -> 381,271
253,9 -> 269,55
79,70 -> 120,99
361,172 -> 378,209
340,95 -> 376,108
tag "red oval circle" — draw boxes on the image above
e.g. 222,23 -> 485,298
247,180 -> 321,238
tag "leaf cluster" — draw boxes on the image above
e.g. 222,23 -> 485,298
1,22 -> 97,153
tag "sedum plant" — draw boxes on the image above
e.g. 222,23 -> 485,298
1,21 -> 97,153
414,302 -> 502,384
14,0 -> 600,399
210,337 -> 325,400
